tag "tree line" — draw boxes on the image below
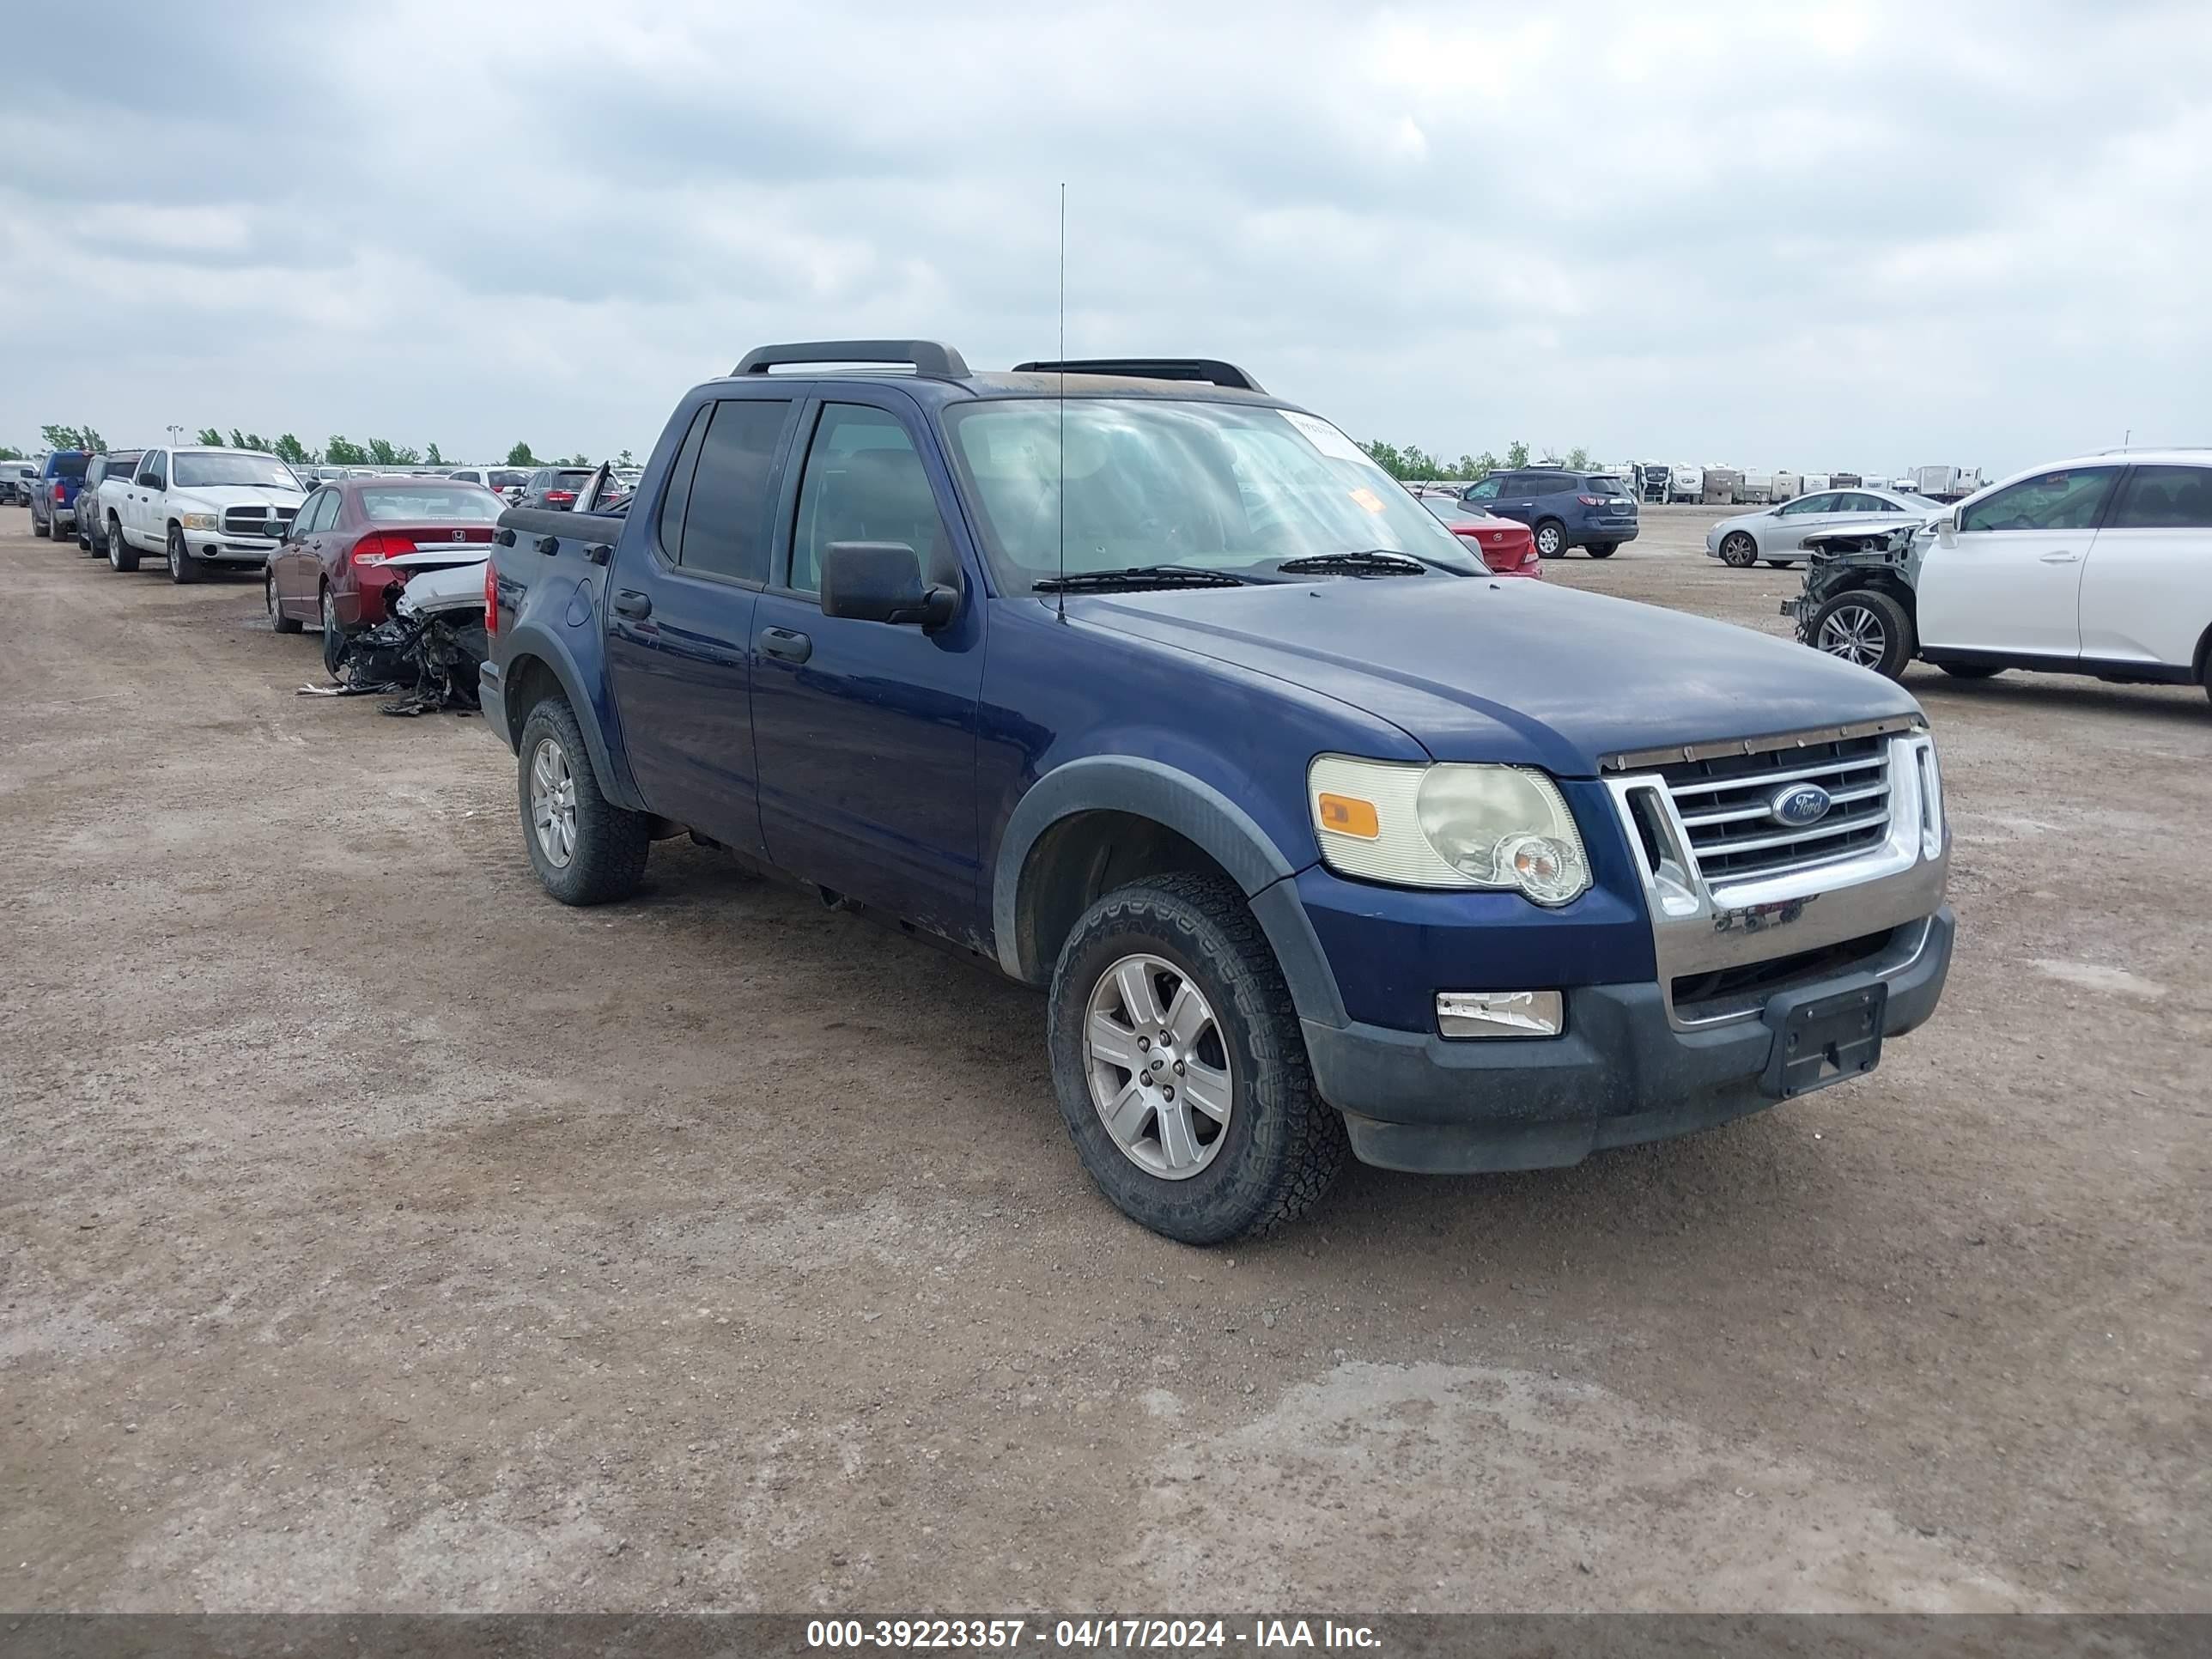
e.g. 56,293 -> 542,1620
10,425 -> 608,471
1358,438 -> 1595,482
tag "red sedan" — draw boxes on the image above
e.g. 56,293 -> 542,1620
264,476 -> 503,672
1426,499 -> 1541,577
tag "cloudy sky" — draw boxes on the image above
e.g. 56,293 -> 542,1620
3,0 -> 2206,475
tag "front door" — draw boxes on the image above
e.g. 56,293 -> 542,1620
602,393 -> 799,857
750,394 -> 987,944
130,449 -> 166,544
1917,465 -> 2119,658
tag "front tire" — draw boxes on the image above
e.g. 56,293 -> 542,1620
1937,662 -> 2002,680
1809,588 -> 1916,680
109,515 -> 138,571
267,568 -> 302,633
167,526 -> 200,584
516,696 -> 651,905
1718,532 -> 1758,568
319,585 -> 348,676
1047,872 -> 1346,1244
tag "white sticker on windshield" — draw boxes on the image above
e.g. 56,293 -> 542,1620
1278,410 -> 1368,465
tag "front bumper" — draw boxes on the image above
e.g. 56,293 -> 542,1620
1309,907 -> 1953,1172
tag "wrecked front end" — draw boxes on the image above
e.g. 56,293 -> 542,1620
1782,524 -> 1928,644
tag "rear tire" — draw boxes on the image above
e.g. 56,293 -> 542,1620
1585,542 -> 1619,559
109,515 -> 138,571
32,512 -> 50,538
1764,559 -> 1794,568
1937,662 -> 2002,680
1533,520 -> 1565,559
516,696 -> 651,905
167,526 -> 199,584
319,585 -> 348,676
1809,588 -> 1915,680
1047,871 -> 1346,1244
1718,532 -> 1758,568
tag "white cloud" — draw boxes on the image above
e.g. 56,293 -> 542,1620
0,0 -> 2206,472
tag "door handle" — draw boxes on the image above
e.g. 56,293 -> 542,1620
612,589 -> 653,619
2039,551 -> 2080,563
759,626 -> 811,663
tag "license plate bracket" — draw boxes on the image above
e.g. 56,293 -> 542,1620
1762,982 -> 1887,1099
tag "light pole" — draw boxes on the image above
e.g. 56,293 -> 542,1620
166,424 -> 184,446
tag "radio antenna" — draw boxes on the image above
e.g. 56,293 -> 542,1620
1055,181 -> 1067,622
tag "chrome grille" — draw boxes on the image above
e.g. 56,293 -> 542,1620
1656,733 -> 1893,885
222,504 -> 297,536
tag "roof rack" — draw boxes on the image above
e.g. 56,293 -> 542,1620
2092,444 -> 2212,455
1012,357 -> 1267,393
733,340 -> 969,379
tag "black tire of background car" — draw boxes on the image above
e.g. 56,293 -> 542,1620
515,696 -> 652,906
1586,543 -> 1618,559
1719,532 -> 1759,568
1046,871 -> 1347,1245
77,520 -> 94,552
167,526 -> 199,585
1811,587 -> 1916,681
266,569 -> 302,634
1937,663 -> 2003,679
31,509 -> 49,538
1765,560 -> 1793,568
108,515 -> 138,571
1534,520 -> 1565,558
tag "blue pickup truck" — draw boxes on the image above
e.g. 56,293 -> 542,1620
481,341 -> 1954,1243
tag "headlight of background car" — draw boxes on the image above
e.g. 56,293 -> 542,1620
179,512 -> 220,531
1308,757 -> 1590,904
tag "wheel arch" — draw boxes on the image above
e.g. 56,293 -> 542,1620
994,757 -> 1347,1028
2193,622 -> 2212,686
498,627 -> 635,808
1820,568 -> 1918,623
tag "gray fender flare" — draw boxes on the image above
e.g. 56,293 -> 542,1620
499,623 -> 636,810
991,756 -> 1349,1030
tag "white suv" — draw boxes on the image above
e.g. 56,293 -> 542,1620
100,447 -> 306,582
1790,449 -> 2212,701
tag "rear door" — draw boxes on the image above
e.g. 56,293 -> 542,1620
2076,465 -> 2212,668
749,392 -> 988,942
603,392 -> 798,855
1917,465 -> 2120,657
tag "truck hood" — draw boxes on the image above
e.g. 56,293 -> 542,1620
171,484 -> 304,510
1066,576 -> 1920,775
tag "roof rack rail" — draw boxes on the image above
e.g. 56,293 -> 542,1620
1012,357 -> 1267,394
2092,444 -> 2212,455
734,340 -> 969,379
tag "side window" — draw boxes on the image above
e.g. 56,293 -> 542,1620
1960,467 -> 2118,534
2110,466 -> 2212,530
789,404 -> 941,597
1778,492 -> 1832,516
1534,472 -> 1574,496
654,404 -> 713,563
307,490 -> 339,533
676,398 -> 790,584
136,450 -> 166,489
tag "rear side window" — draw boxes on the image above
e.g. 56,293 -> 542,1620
676,398 -> 791,583
656,405 -> 712,560
1528,472 -> 1575,495
1960,467 -> 2118,534
790,404 -> 940,595
2110,466 -> 2212,530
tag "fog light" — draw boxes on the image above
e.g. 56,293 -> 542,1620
1437,990 -> 1564,1038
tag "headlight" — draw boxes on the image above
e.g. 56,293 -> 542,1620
179,512 -> 220,531
1308,757 -> 1591,904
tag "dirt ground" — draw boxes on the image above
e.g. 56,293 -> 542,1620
1,504 -> 2205,1615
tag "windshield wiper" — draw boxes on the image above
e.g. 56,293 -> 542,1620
1032,565 -> 1252,593
1275,550 -> 1431,576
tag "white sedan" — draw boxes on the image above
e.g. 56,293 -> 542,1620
1706,486 -> 1942,568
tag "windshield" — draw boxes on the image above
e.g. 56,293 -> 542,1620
358,487 -> 506,523
944,399 -> 1481,585
173,453 -> 301,490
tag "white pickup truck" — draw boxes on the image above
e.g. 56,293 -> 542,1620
99,447 -> 307,582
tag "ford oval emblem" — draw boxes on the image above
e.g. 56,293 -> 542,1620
1771,782 -> 1832,827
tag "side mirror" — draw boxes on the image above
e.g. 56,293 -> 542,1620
819,541 -> 958,630
1936,512 -> 1959,547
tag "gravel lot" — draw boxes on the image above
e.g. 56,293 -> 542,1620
2,503 -> 2205,1614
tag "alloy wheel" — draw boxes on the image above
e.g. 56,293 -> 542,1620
1082,953 -> 1234,1180
1817,603 -> 1887,667
529,738 -> 579,869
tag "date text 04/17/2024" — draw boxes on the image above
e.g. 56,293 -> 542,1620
805,1618 -> 1382,1650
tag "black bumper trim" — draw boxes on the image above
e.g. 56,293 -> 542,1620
1307,907 -> 1953,1174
